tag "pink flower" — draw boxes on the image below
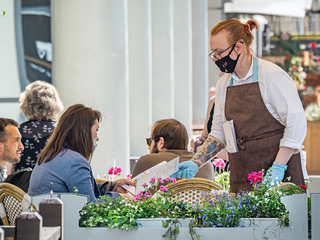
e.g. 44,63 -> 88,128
144,193 -> 152,198
134,197 -> 139,201
108,167 -> 120,175
310,42 -> 317,48
280,33 -> 289,40
126,175 -> 132,179
164,177 -> 177,183
247,171 -> 264,184
159,178 -> 164,184
149,177 -> 156,184
137,191 -> 144,197
107,167 -> 122,175
160,185 -> 168,192
142,183 -> 148,188
213,158 -> 226,168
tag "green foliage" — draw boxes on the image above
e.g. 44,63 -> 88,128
2,10 -> 5,16
194,191 -> 242,228
189,219 -> 201,240
287,57 -> 305,84
305,103 -> 320,121
78,175 -> 307,237
79,196 -> 139,230
73,186 -> 79,194
162,218 -> 180,240
271,33 -> 300,57
215,171 -> 230,192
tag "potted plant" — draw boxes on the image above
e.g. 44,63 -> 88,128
78,173 -> 308,240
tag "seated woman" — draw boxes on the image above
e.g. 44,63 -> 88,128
13,80 -> 64,172
28,104 -> 134,202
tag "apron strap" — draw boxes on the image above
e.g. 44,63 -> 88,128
229,57 -> 258,86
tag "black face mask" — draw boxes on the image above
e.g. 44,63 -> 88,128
215,44 -> 240,73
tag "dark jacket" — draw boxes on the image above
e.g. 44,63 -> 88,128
4,168 -> 33,193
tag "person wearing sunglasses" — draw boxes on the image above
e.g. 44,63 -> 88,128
171,19 -> 306,194
131,119 -> 214,181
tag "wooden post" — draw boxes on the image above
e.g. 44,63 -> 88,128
15,212 -> 42,240
39,198 -> 63,240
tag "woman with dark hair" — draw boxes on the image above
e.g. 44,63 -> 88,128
28,104 -> 134,202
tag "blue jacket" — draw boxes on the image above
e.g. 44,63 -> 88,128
28,148 -> 119,202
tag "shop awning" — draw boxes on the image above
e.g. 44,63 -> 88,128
224,0 -> 312,18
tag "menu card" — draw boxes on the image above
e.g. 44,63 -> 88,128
122,157 -> 180,195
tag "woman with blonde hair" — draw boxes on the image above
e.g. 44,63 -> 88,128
13,80 -> 63,172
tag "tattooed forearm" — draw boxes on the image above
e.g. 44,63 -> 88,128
192,136 -> 224,167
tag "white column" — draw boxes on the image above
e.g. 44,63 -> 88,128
173,0 -> 193,136
51,0 -> 130,175
0,0 -> 21,120
192,0 -> 209,125
208,0 -> 223,88
151,0 -> 174,122
128,1 -> 152,157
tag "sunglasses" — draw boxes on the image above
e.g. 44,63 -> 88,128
146,137 -> 161,147
146,138 -> 152,146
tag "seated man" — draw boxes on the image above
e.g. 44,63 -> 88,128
132,119 -> 214,181
0,118 -> 24,183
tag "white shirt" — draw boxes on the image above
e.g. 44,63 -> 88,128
210,57 -> 307,153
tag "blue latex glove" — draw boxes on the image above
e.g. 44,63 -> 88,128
263,162 -> 287,187
170,161 -> 199,180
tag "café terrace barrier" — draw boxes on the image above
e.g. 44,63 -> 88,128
31,193 -> 320,240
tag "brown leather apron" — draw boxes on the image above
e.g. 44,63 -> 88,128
225,62 -> 304,193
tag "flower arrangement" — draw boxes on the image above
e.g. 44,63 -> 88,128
247,171 -> 263,184
305,102 -> 320,121
192,170 -> 307,229
287,56 -> 306,86
213,158 -> 225,169
214,158 -> 229,191
79,178 -> 189,229
79,172 -> 307,238
108,166 -> 122,176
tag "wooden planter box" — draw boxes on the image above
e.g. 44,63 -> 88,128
304,121 -> 320,175
305,72 -> 320,87
31,194 -> 308,240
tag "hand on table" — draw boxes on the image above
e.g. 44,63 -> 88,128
112,178 -> 135,193
170,160 -> 199,180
